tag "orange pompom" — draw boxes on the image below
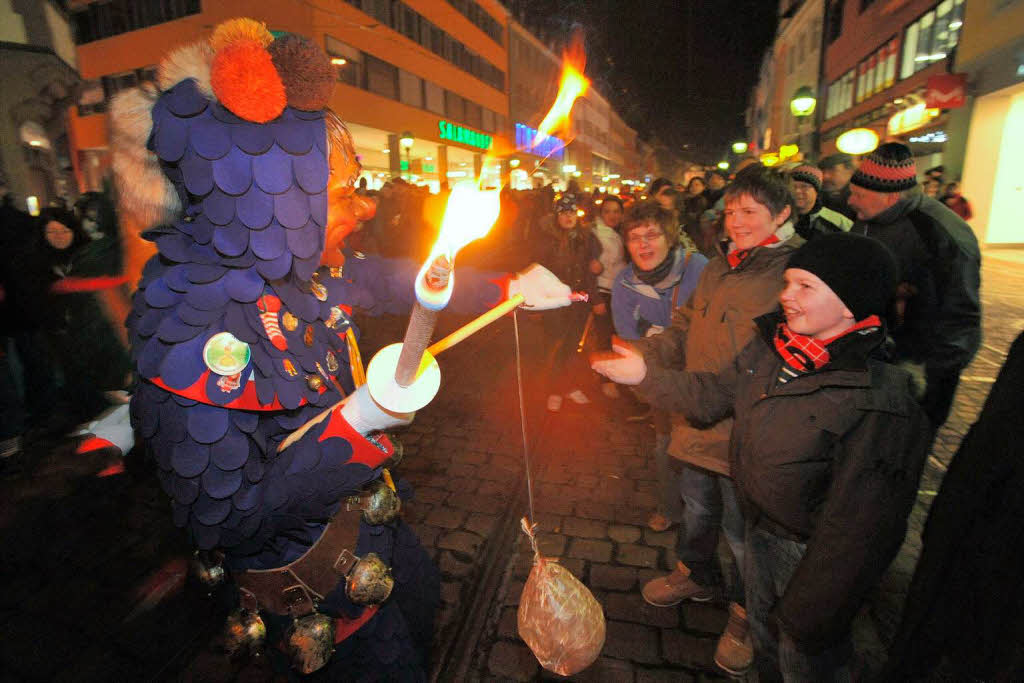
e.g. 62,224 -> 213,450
210,40 -> 286,123
210,18 -> 273,52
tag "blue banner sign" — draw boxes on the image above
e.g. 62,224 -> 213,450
515,123 -> 565,160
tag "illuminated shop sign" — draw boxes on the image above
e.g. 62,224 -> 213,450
515,123 -> 565,160
438,120 -> 492,150
888,103 -> 940,136
909,130 -> 947,144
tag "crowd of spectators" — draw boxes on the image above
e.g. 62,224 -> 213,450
1,147 -> 1007,679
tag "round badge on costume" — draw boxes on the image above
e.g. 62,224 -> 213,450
203,332 -> 252,376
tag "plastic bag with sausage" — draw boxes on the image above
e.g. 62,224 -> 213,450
517,518 -> 605,675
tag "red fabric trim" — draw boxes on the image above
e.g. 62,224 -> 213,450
150,372 -> 297,411
77,436 -> 116,454
488,274 -> 513,308
317,407 -> 393,469
774,314 -> 883,373
51,275 -> 131,293
727,233 -> 781,269
775,323 -> 831,371
334,606 -> 379,643
820,314 -> 882,346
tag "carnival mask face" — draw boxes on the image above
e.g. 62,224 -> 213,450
322,111 -> 375,266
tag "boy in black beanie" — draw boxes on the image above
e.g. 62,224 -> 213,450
593,233 -> 932,680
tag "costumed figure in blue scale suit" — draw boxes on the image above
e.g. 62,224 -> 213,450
110,18 -> 572,679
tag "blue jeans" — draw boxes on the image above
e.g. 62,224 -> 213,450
652,432 -> 684,522
676,465 -> 745,605
745,524 -> 853,682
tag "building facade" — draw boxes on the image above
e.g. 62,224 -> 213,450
68,0 -> 510,193
819,0 -> 967,172
956,0 -> 1024,245
0,0 -> 80,212
747,0 -> 825,164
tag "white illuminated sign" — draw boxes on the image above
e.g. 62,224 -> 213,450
909,131 -> 948,143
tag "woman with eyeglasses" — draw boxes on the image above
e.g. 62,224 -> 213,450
610,201 -> 707,533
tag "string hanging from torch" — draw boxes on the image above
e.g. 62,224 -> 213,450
512,308 -> 536,526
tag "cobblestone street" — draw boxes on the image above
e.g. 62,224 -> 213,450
0,251 -> 1021,682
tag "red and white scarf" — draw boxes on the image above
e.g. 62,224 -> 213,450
726,222 -> 794,269
773,315 -> 882,377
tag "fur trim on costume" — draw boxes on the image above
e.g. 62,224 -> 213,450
158,41 -> 214,98
268,34 -> 335,111
211,40 -> 286,123
210,17 -> 273,51
109,87 -> 181,229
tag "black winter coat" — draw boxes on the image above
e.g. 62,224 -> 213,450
884,331 -> 1024,682
638,311 -> 932,651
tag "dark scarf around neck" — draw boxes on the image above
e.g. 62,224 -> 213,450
635,245 -> 678,285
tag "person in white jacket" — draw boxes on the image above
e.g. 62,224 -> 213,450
591,196 -> 628,397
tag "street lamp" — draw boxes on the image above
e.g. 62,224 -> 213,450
731,141 -> 748,155
717,161 -> 730,170
399,130 -> 414,179
790,86 -> 817,118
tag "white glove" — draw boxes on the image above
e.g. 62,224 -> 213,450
509,263 -> 571,310
77,403 -> 135,455
340,384 -> 414,435
591,341 -> 647,385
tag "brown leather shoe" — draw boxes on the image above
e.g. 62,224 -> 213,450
641,561 -> 713,607
714,602 -> 753,676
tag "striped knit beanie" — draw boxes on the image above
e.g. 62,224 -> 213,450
850,142 -> 918,193
790,164 -> 822,192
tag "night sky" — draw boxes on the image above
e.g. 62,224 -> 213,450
511,0 -> 780,164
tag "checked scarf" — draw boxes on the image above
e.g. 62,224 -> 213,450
726,222 -> 794,269
773,315 -> 882,383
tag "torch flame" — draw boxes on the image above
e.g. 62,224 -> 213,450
533,29 -> 589,147
430,181 -> 501,261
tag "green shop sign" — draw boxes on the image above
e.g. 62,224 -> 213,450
438,120 -> 492,150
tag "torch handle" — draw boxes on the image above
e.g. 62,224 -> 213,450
396,302 -> 439,387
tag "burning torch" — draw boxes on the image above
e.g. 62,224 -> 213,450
366,183 -> 501,414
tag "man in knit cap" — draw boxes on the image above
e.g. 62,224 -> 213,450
789,164 -> 852,240
848,142 -> 981,427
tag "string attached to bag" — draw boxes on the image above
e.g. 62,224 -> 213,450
512,310 -> 605,676
512,309 -> 536,525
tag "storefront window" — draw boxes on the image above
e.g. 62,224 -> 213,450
424,81 -> 445,115
826,69 -> 855,118
399,70 -> 424,108
855,38 -> 898,103
366,55 -> 398,99
326,36 -> 363,88
900,0 -> 964,79
445,91 -> 466,121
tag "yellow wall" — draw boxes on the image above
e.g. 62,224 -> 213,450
962,81 -> 1024,244
958,0 -> 1024,67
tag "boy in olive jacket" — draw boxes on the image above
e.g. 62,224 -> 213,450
595,233 -> 932,681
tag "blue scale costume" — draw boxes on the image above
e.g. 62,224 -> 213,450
122,27 -> 506,679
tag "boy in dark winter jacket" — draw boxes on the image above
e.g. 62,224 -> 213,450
594,233 -> 932,681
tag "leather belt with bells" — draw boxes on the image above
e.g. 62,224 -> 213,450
235,478 -> 400,617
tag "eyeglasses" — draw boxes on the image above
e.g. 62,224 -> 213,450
627,231 -> 665,246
